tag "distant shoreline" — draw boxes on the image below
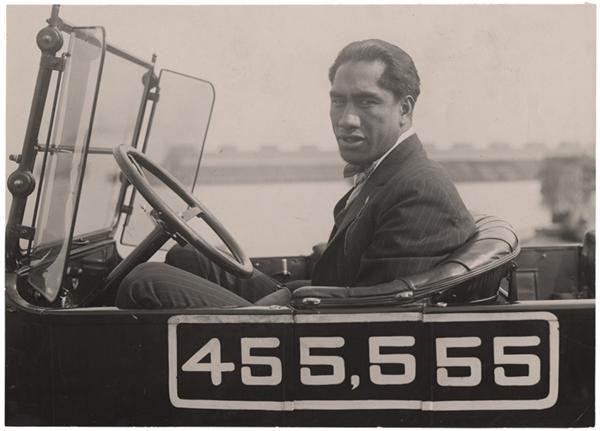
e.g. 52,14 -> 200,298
162,144 -> 592,184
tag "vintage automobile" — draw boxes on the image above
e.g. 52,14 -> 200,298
5,6 -> 595,426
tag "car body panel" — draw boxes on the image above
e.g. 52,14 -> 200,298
6,281 -> 594,426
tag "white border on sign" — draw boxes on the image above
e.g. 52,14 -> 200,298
167,311 -> 559,411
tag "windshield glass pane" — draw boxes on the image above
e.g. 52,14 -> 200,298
73,49 -> 151,236
121,70 -> 214,247
28,27 -> 105,303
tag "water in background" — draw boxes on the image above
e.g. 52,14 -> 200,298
191,179 -> 548,257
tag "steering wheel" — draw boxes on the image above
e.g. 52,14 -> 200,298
105,145 -> 253,292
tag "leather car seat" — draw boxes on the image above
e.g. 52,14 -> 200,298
291,214 -> 520,308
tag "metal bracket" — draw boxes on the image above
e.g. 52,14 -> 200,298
121,204 -> 133,215
41,55 -> 66,72
8,154 -> 22,164
507,261 -> 519,303
147,91 -> 160,102
16,225 -> 36,240
147,208 -> 188,247
171,232 -> 188,248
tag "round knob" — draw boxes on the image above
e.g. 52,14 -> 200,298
36,26 -> 63,53
7,171 -> 36,197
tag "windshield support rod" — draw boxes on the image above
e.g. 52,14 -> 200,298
56,16 -> 154,70
6,13 -> 64,271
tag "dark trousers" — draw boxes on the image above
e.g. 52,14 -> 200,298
116,244 -> 291,309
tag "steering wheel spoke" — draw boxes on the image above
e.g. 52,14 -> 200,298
179,206 -> 203,222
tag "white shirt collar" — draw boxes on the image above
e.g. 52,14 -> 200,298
370,126 -> 416,174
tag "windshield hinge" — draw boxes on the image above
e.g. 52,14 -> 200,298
147,91 -> 160,102
41,54 -> 66,72
15,225 -> 36,240
121,204 -> 133,215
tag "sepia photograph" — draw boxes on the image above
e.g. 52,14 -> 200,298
5,3 -> 595,426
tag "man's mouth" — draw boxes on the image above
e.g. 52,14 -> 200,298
337,135 -> 366,148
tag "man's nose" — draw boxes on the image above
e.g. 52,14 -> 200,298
337,105 -> 360,129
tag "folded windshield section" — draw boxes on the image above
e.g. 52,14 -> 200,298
28,27 -> 106,303
73,44 -> 153,238
121,70 -> 215,248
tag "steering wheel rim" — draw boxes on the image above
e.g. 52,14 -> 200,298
113,144 -> 253,278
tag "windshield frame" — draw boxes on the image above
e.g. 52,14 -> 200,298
26,25 -> 108,302
42,16 -> 157,247
6,11 -> 157,262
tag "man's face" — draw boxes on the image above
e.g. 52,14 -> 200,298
330,60 -> 404,166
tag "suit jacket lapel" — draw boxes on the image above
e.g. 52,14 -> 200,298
333,188 -> 353,226
326,188 -> 353,242
328,180 -> 377,245
326,134 -> 425,246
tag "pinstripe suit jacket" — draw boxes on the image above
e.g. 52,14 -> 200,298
311,134 -> 476,287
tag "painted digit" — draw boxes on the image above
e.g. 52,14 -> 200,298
299,337 -> 345,385
369,336 -> 416,385
436,337 -> 482,387
181,338 -> 234,385
494,336 -> 541,386
241,337 -> 282,386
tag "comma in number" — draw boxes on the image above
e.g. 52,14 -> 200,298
351,375 -> 360,390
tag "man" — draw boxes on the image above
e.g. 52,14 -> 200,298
116,39 -> 476,309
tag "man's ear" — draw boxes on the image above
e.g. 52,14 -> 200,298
399,95 -> 415,117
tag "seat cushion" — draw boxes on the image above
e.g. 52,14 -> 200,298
291,214 -> 519,308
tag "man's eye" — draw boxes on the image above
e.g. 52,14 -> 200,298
331,98 -> 345,107
359,99 -> 377,107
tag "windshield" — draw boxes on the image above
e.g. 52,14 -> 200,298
73,46 -> 152,237
28,27 -> 106,302
121,70 -> 215,248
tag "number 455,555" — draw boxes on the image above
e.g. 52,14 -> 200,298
181,336 -> 541,388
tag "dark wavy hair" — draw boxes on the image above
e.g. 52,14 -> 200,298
329,39 -> 421,102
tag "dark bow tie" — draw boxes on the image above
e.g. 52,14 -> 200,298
343,163 -> 375,185
343,163 -> 370,178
